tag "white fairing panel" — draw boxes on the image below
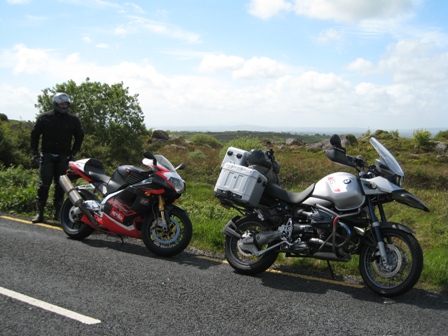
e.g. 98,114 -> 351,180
311,172 -> 365,211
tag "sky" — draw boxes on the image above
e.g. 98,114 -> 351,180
1,0 -> 448,133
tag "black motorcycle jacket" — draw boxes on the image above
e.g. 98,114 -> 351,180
31,110 -> 84,156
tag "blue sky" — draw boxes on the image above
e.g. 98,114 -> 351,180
1,0 -> 448,133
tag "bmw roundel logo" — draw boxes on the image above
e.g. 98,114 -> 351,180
343,179 -> 351,184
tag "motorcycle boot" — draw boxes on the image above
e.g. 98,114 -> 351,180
31,200 -> 45,223
53,200 -> 63,221
31,185 -> 49,223
52,158 -> 69,222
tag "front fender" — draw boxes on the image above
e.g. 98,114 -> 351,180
379,221 -> 416,234
361,222 -> 416,247
164,203 -> 187,217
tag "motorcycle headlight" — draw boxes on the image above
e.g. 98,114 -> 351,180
394,175 -> 405,187
169,177 -> 185,194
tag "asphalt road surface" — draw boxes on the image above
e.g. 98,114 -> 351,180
1,215 -> 447,336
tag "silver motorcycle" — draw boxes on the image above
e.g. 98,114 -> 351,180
215,135 -> 429,297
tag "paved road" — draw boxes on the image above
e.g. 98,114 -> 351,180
1,215 -> 447,336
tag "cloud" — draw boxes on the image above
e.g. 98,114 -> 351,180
82,36 -> 93,44
1,43 -> 447,129
347,39 -> 448,87
247,0 -> 292,19
316,28 -> 344,44
95,43 -> 109,49
293,0 -> 416,23
233,57 -> 286,79
6,0 -> 30,4
248,0 -> 417,23
0,83 -> 37,121
199,54 -> 286,79
124,2 -> 145,14
347,58 -> 375,75
121,16 -> 201,43
199,54 -> 245,73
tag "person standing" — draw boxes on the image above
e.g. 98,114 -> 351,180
30,92 -> 84,223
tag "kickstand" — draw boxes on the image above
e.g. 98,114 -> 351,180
327,260 -> 335,280
118,235 -> 124,244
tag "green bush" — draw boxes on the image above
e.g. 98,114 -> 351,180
434,130 -> 448,141
0,165 -> 38,213
188,150 -> 207,160
413,129 -> 434,150
189,134 -> 222,148
218,136 -> 262,157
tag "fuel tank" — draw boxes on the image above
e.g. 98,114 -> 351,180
305,172 -> 365,211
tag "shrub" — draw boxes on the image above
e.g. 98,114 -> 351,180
0,165 -> 38,213
434,130 -> 448,141
413,129 -> 434,150
189,134 -> 222,148
218,136 -> 262,157
188,150 -> 207,160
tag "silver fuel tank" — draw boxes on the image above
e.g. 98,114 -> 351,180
304,172 -> 365,211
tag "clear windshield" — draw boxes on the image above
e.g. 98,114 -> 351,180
154,154 -> 176,171
369,137 -> 404,177
142,155 -> 176,172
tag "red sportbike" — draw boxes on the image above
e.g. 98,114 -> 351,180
59,151 -> 192,257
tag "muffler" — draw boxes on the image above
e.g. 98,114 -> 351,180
59,175 -> 101,228
59,175 -> 84,206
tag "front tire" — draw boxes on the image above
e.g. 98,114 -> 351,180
141,206 -> 192,257
224,216 -> 278,275
60,193 -> 96,240
359,228 -> 423,297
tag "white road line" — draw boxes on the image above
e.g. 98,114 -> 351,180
0,286 -> 101,325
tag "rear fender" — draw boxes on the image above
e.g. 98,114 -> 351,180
222,216 -> 242,239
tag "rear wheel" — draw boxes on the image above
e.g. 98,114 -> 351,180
141,207 -> 192,257
224,217 -> 278,275
359,228 -> 423,297
60,193 -> 96,240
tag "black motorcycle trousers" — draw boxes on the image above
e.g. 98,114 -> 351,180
36,153 -> 69,209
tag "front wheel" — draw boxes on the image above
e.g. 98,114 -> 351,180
60,193 -> 96,240
224,216 -> 278,275
141,206 -> 192,257
359,228 -> 423,297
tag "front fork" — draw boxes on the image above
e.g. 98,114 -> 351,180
156,195 -> 169,231
367,198 -> 389,264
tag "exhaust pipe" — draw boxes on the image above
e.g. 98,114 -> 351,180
59,175 -> 84,206
59,175 -> 101,228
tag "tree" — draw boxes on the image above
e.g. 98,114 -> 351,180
35,78 -> 147,167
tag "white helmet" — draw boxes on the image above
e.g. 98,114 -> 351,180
52,92 -> 71,114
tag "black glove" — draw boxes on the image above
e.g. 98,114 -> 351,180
32,153 -> 41,168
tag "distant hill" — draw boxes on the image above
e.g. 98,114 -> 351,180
158,124 -> 448,138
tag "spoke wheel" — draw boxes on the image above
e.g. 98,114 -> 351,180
225,217 -> 278,275
142,207 -> 192,257
60,193 -> 96,240
359,228 -> 423,297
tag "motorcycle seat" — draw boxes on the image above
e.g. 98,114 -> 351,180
265,183 -> 315,204
88,172 -> 110,184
